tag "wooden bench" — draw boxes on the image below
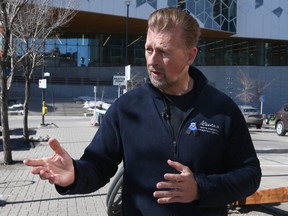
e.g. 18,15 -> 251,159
233,187 -> 288,205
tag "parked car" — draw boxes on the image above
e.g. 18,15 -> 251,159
73,96 -> 93,104
274,104 -> 288,136
8,103 -> 24,115
238,105 -> 263,129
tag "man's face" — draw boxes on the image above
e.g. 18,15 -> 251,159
145,27 -> 197,95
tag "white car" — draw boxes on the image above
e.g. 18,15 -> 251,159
8,103 -> 24,115
238,105 -> 263,129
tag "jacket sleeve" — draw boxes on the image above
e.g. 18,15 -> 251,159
55,105 -> 123,195
195,106 -> 262,207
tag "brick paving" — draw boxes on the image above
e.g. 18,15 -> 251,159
1,116 -> 288,215
0,116 -> 110,216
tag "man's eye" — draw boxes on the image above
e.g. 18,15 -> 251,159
146,48 -> 153,54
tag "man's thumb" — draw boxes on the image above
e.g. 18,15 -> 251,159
48,138 -> 63,154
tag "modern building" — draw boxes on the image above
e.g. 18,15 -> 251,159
12,0 -> 288,114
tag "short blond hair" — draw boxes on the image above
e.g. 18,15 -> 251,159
148,7 -> 201,49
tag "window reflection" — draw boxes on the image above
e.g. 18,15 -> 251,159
32,34 -> 288,68
196,39 -> 288,66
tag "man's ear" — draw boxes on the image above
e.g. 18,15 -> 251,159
187,47 -> 198,65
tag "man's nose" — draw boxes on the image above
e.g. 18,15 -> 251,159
147,52 -> 158,66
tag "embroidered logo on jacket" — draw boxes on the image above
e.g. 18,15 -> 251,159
198,120 -> 220,135
186,121 -> 200,136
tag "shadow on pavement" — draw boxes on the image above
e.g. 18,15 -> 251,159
0,128 -> 37,152
256,149 -> 288,154
3,193 -> 107,206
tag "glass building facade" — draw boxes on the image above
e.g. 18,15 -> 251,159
39,0 -> 288,69
42,34 -> 288,69
43,34 -> 146,68
10,0 -> 288,114
197,39 -> 288,66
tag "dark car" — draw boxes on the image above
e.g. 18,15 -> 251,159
275,104 -> 288,136
238,105 -> 263,129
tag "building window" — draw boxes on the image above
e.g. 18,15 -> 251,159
35,33 -> 288,68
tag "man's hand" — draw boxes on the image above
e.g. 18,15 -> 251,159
153,159 -> 199,204
23,138 -> 75,187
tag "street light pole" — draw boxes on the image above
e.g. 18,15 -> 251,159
124,0 -> 131,66
41,58 -> 46,126
41,83 -> 45,125
40,54 -> 50,126
41,72 -> 50,126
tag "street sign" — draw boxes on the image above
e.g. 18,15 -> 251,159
44,72 -> 50,77
39,79 -> 47,89
113,75 -> 126,86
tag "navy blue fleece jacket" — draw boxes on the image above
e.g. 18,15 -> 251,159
57,66 -> 261,215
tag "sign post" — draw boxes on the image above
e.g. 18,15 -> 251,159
39,72 -> 50,126
113,75 -> 126,98
94,85 -> 97,114
125,65 -> 131,92
259,95 -> 265,114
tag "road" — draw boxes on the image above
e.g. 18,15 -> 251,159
250,127 -> 288,151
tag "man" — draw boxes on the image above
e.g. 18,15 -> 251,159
24,7 -> 261,215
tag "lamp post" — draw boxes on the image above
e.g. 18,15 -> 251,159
40,71 -> 50,126
39,54 -> 50,126
124,0 -> 131,66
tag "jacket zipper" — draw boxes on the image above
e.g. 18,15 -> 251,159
165,118 -> 177,216
164,109 -> 195,216
166,118 -> 177,162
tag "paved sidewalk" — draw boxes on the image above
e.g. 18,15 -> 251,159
1,116 -> 288,215
0,116 -> 110,216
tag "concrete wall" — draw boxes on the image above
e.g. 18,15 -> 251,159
236,0 -> 288,40
66,0 -> 288,40
200,66 -> 288,114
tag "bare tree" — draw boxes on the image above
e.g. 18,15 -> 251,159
254,79 -> 274,107
0,0 -> 77,164
236,69 -> 274,107
12,0 -> 77,144
0,0 -> 29,165
235,70 -> 255,105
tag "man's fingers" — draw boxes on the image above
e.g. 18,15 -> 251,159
163,173 -> 182,182
167,159 -> 188,173
154,189 -> 180,198
154,160 -> 198,204
23,158 -> 45,167
23,138 -> 63,167
48,138 -> 63,154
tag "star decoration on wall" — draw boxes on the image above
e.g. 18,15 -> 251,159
136,0 -> 157,10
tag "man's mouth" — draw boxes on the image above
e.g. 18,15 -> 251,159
150,69 -> 162,76
152,71 -> 160,75
151,71 -> 163,81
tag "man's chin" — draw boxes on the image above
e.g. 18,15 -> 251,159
151,79 -> 166,89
